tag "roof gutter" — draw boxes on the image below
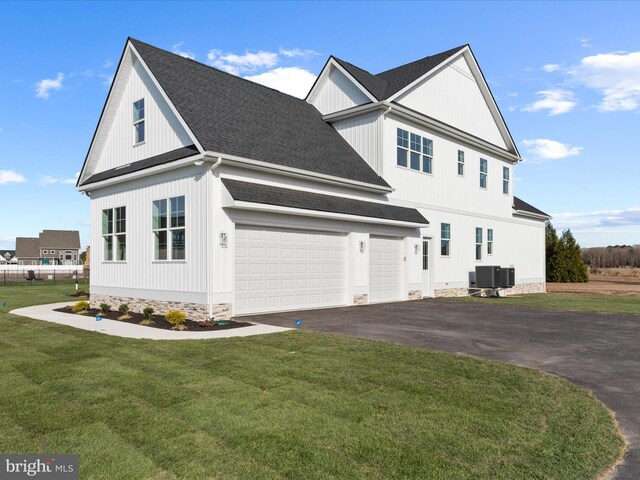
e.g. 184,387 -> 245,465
203,151 -> 394,194
512,209 -> 552,221
323,101 -> 522,164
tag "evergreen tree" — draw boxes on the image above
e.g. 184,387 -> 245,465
560,229 -> 589,282
545,221 -> 560,282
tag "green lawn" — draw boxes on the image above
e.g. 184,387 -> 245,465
452,292 -> 640,315
0,284 -> 624,479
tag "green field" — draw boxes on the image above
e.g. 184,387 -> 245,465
454,292 -> 640,315
0,285 -> 624,479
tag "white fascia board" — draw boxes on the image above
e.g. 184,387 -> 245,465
77,152 -> 205,192
225,200 -> 429,229
204,151 -> 394,193
322,101 -> 386,122
128,42 -> 205,153
328,58 -> 378,103
513,210 -> 552,221
384,103 -> 521,164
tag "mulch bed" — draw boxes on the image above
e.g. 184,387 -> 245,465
54,306 -> 252,331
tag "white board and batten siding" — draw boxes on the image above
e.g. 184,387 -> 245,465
395,55 -> 508,150
90,166 -> 208,304
309,64 -> 371,115
234,225 -> 347,315
87,57 -> 193,176
333,112 -> 384,175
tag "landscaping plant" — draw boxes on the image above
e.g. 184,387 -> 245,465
71,300 -> 90,314
165,310 -> 187,331
140,307 -> 155,326
100,303 -> 112,314
117,303 -> 131,320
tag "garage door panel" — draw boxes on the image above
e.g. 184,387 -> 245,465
369,236 -> 403,303
235,225 -> 347,315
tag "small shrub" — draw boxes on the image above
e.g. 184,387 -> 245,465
140,307 -> 155,326
72,301 -> 90,314
117,303 -> 131,320
100,303 -> 111,314
73,290 -> 87,297
166,310 -> 187,331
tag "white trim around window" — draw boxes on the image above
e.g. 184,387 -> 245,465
102,206 -> 126,262
152,195 -> 185,261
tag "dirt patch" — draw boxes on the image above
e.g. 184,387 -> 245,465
54,306 -> 253,331
548,275 -> 640,296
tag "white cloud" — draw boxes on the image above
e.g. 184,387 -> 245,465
569,51 -> 640,111
522,89 -> 577,115
102,60 -> 113,69
35,72 -> 64,99
521,139 -> 583,160
507,92 -> 518,97
39,172 -> 79,185
244,67 -> 317,99
542,63 -> 560,73
0,170 -> 26,184
172,41 -> 196,60
279,47 -> 320,59
552,206 -> 640,231
580,38 -> 592,48
207,49 -> 278,75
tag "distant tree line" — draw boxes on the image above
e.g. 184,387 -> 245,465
581,245 -> 640,268
545,221 -> 589,283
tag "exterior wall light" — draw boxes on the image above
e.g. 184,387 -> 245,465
219,232 -> 228,248
359,241 -> 366,253
414,244 -> 420,255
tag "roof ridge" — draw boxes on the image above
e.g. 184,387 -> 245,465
128,37 -> 312,103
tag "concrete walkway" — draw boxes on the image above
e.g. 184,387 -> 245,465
11,302 -> 291,340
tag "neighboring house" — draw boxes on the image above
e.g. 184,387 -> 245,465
16,230 -> 81,265
77,38 -> 550,321
0,250 -> 17,265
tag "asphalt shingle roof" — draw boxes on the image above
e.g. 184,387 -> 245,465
128,39 -> 390,189
39,230 -> 81,249
333,45 -> 467,101
513,196 -> 550,218
222,178 -> 428,225
82,145 -> 199,185
16,238 -> 40,258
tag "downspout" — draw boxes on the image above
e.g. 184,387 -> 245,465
203,156 -> 222,319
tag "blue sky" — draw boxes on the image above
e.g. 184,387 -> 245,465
0,1 -> 638,249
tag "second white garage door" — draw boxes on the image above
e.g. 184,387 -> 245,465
369,236 -> 404,303
235,226 -> 347,315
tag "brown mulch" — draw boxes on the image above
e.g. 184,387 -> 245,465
54,306 -> 252,331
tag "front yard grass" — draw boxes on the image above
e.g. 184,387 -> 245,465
453,292 -> 640,315
0,284 -> 625,479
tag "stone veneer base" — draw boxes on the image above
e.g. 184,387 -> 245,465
408,290 -> 422,300
434,282 -> 546,298
90,295 -> 232,322
353,294 -> 368,305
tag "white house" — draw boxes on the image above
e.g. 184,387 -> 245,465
77,38 -> 550,321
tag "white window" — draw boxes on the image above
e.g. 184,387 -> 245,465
153,196 -> 185,261
397,128 -> 433,173
102,206 -> 126,261
441,223 -> 451,256
476,227 -> 483,260
503,166 -> 510,194
480,158 -> 488,189
457,150 -> 464,176
488,228 -> 494,255
133,99 -> 145,144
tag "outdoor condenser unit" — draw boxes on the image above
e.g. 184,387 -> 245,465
500,267 -> 515,288
475,266 -> 501,288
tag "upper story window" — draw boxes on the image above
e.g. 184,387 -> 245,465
102,206 -> 126,261
153,196 -> 185,261
441,223 -> 451,256
133,99 -> 145,144
503,166 -> 510,194
397,128 -> 433,174
457,150 -> 464,176
487,228 -> 494,255
479,158 -> 488,189
475,227 -> 483,260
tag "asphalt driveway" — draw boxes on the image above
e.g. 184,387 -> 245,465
240,298 -> 640,479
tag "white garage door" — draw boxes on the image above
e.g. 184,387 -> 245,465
369,236 -> 403,303
235,226 -> 347,315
